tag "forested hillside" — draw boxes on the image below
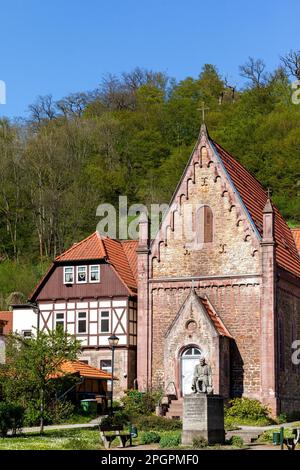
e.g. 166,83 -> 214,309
1,55 -> 300,307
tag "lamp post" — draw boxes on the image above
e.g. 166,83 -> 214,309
108,333 -> 119,416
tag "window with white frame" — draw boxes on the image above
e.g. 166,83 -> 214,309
90,265 -> 100,283
99,310 -> 110,333
77,311 -> 87,333
55,312 -> 65,331
77,266 -> 87,283
64,266 -> 74,284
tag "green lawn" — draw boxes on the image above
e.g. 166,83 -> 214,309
0,428 -> 103,450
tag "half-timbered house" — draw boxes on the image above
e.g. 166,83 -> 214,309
13,232 -> 138,396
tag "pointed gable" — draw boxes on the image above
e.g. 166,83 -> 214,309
30,232 -> 137,299
151,124 -> 300,279
165,288 -> 232,339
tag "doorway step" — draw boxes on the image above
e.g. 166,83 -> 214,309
164,397 -> 183,419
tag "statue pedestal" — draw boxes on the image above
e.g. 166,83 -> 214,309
182,393 -> 225,445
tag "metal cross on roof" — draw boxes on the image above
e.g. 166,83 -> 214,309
267,188 -> 272,199
197,101 -> 210,122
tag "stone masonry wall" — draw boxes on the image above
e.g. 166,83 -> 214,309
150,146 -> 262,399
80,348 -> 135,398
152,154 -> 260,278
277,278 -> 300,415
151,282 -> 261,399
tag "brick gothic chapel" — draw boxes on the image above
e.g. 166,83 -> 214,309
137,123 -> 300,416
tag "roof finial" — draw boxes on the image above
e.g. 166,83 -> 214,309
197,101 -> 209,123
263,188 -> 273,214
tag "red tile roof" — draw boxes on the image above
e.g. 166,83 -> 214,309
56,232 -> 107,262
291,229 -> 300,254
213,141 -> 300,278
122,240 -> 139,281
200,296 -> 232,338
50,360 -> 113,380
54,232 -> 137,294
0,311 -> 13,334
102,237 -> 137,292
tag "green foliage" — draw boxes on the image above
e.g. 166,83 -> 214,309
0,329 -> 81,433
133,415 -> 182,431
159,431 -> 181,448
277,413 -> 288,424
47,401 -> 75,424
62,437 -> 93,450
120,390 -> 162,417
228,435 -> 244,448
0,402 -> 24,437
0,428 -> 101,450
258,427 -> 295,444
224,398 -> 273,426
100,410 -> 130,427
192,436 -> 208,448
0,261 -> 47,310
140,431 -> 161,444
0,62 -> 299,289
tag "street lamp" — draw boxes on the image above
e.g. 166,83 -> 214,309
108,334 -> 119,416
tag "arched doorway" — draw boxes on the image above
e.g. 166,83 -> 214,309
181,347 -> 202,395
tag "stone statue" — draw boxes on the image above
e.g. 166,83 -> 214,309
192,357 -> 213,394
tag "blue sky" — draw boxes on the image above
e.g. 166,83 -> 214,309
0,0 -> 299,118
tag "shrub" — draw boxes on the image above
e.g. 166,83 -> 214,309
0,402 -> 24,437
121,390 -> 162,417
133,415 -> 182,431
229,435 -> 244,448
141,431 -> 161,444
101,410 -> 130,427
277,413 -> 287,424
192,436 -> 208,448
49,400 -> 75,424
159,431 -> 181,448
225,398 -> 273,425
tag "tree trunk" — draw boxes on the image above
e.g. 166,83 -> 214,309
40,388 -> 44,434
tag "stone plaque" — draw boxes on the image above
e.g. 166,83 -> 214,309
182,393 -> 225,445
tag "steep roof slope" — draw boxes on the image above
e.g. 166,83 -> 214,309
212,141 -> 300,278
50,360 -> 113,380
291,228 -> 300,254
55,232 -> 107,262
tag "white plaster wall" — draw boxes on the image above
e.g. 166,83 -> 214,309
13,308 -> 37,334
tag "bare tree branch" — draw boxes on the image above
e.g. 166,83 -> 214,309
280,50 -> 300,80
239,57 -> 267,88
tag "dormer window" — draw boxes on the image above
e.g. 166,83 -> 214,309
90,265 -> 100,283
77,266 -> 87,283
64,267 -> 74,284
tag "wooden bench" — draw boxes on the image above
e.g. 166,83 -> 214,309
99,425 -> 132,449
283,428 -> 300,451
